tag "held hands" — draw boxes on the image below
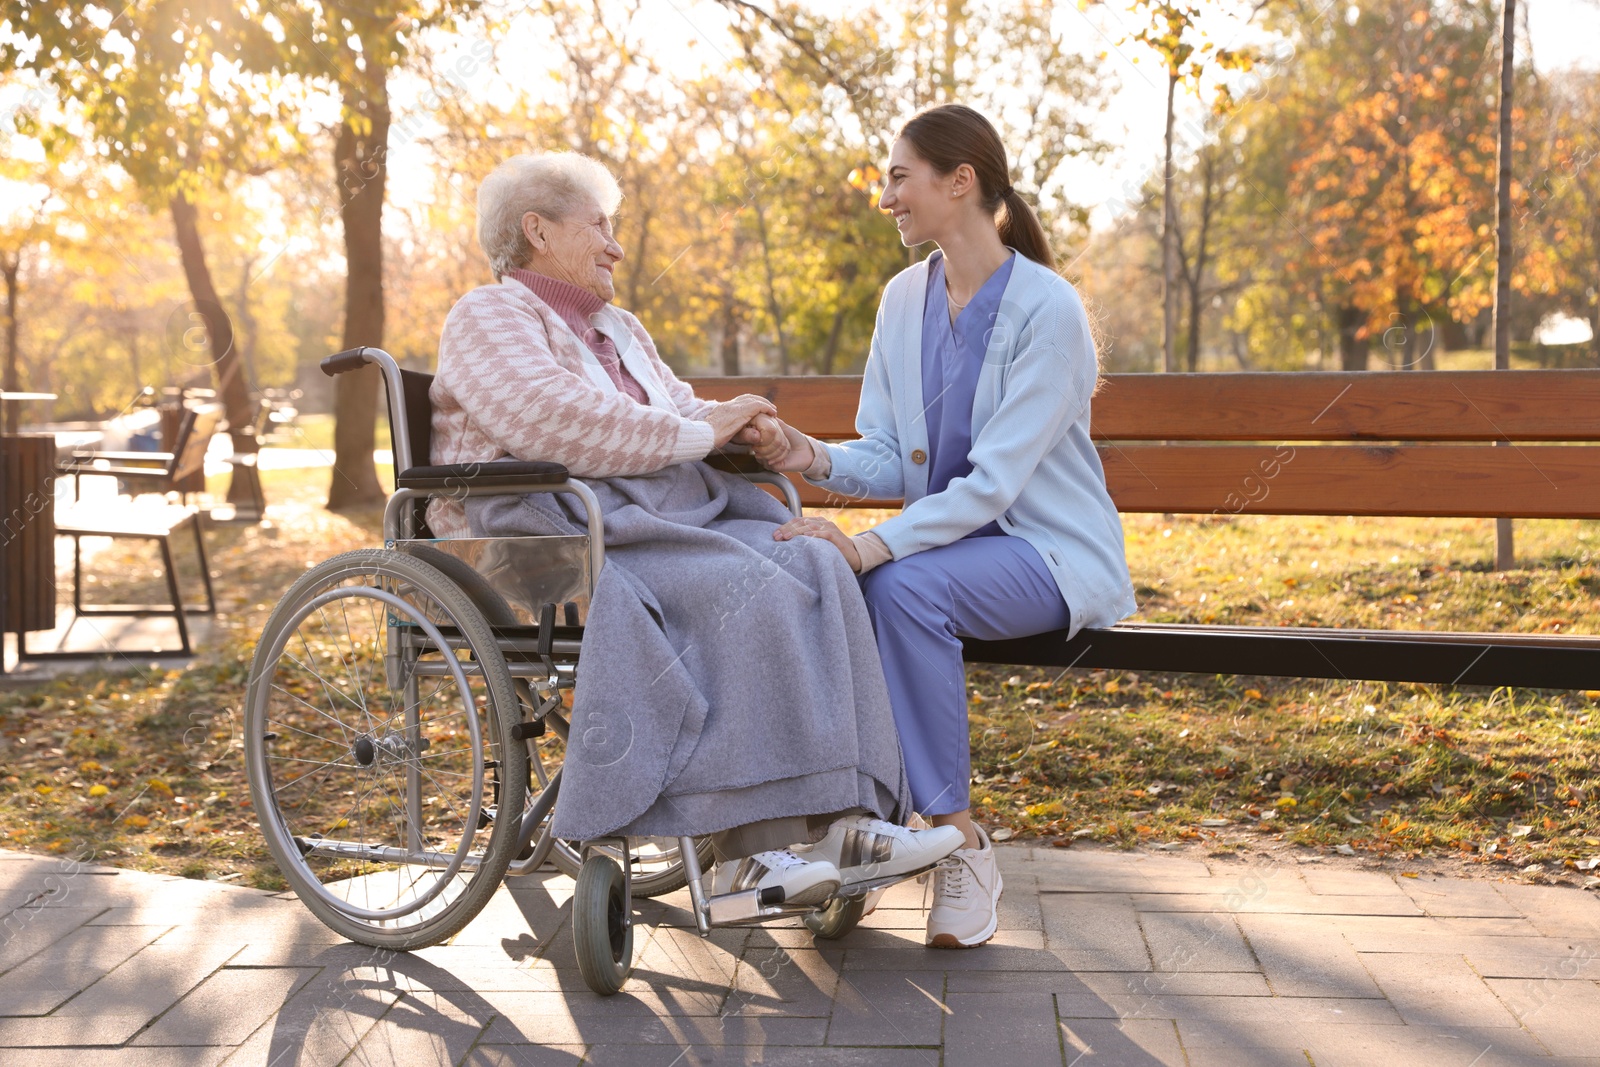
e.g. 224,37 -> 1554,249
708,394 -> 778,449
712,402 -> 855,569
744,413 -> 816,472
773,515 -> 861,572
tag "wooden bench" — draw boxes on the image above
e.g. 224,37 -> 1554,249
29,404 -> 222,658
695,370 -> 1600,691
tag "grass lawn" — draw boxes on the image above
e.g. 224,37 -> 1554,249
4,462 -> 1600,891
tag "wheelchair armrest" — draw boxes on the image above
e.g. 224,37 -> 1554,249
395,460 -> 570,491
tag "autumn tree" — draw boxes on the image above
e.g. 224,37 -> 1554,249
2,0 -> 294,512
267,1 -> 486,510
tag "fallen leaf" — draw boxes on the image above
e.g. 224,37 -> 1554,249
991,827 -> 1015,842
88,785 -> 108,797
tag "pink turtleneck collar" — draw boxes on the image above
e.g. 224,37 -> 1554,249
505,268 -> 648,404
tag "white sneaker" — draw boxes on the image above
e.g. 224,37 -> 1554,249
925,824 -> 1002,948
711,848 -> 841,908
801,814 -> 965,885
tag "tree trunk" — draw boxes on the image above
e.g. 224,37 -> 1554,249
2,258 -> 18,436
1493,0 -> 1517,570
1338,304 -> 1369,371
327,88 -> 391,511
820,305 -> 847,376
1185,286 -> 1201,372
718,294 -> 740,376
1161,72 -> 1178,374
170,191 -> 262,510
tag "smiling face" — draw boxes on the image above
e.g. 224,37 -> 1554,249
878,137 -> 969,248
521,191 -> 623,301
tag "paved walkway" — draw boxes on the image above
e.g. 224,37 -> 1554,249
3,845 -> 1599,1066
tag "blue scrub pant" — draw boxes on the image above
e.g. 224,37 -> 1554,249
859,535 -> 1071,816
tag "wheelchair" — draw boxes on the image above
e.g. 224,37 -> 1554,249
245,347 -> 932,996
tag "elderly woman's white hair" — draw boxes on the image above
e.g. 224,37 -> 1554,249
477,152 -> 623,279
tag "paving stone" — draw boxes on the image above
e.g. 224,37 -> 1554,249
1298,869 -> 1407,897
1070,971 -> 1272,999
583,1049 -> 941,1067
1130,893 -> 1422,916
1468,951 -> 1600,980
1333,915 -> 1589,957
826,970 -> 947,1047
0,1011 -> 154,1048
344,990 -> 493,1066
1360,952 -> 1522,1028
1184,1046 -> 1313,1067
630,922 -> 742,990
1041,894 -> 1152,972
1138,910 -> 1259,973
478,1009 -> 826,1047
944,991 -> 1062,1067
1057,1018 -> 1185,1066
133,966 -> 317,1046
0,923 -> 167,1015
1300,1022 -> 1551,1067
463,1043 -> 588,1066
842,943 -> 1074,972
728,947 -> 843,1017
217,971 -> 404,1066
0,901 -> 100,972
1060,994 -> 1399,1028
1484,977 -> 1600,1056
1398,875 -> 1523,918
50,939 -> 244,1021
1493,882 -> 1600,939
0,1047 -> 232,1066
1237,914 -> 1382,999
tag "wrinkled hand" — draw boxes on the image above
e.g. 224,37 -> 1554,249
708,394 -> 777,449
747,415 -> 816,472
773,515 -> 861,572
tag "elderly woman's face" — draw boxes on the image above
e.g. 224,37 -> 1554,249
521,192 -> 624,301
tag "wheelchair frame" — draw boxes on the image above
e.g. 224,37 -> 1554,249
244,346 -> 928,996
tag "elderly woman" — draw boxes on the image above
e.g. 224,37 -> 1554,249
428,151 -> 961,906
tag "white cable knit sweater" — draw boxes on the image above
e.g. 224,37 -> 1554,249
427,278 -> 718,537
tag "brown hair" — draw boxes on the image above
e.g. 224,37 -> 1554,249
897,104 -> 1054,269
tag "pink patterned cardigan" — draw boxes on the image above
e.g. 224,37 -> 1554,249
427,279 -> 718,537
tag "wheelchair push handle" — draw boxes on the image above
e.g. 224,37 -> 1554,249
321,348 -> 372,376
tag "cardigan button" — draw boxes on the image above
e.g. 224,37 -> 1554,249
910,449 -> 927,465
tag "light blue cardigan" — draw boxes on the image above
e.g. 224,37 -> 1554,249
808,251 -> 1138,639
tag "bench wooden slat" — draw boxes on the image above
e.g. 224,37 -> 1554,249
1100,444 -> 1600,518
752,445 -> 1600,518
690,370 -> 1600,442
963,624 -> 1600,690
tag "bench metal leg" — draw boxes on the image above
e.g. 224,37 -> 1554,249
157,535 -> 192,655
187,513 -> 216,614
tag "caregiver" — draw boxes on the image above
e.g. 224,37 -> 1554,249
751,104 -> 1137,948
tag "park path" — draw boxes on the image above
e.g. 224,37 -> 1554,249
3,843 -> 1599,1066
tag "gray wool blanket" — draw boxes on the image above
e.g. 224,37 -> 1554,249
466,460 -> 909,842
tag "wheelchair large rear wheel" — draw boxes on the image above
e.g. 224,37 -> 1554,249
245,549 -> 528,949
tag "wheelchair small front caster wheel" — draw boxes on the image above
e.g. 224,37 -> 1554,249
573,853 -> 634,995
804,892 -> 867,940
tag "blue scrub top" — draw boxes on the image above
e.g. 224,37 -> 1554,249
921,249 -> 1016,538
